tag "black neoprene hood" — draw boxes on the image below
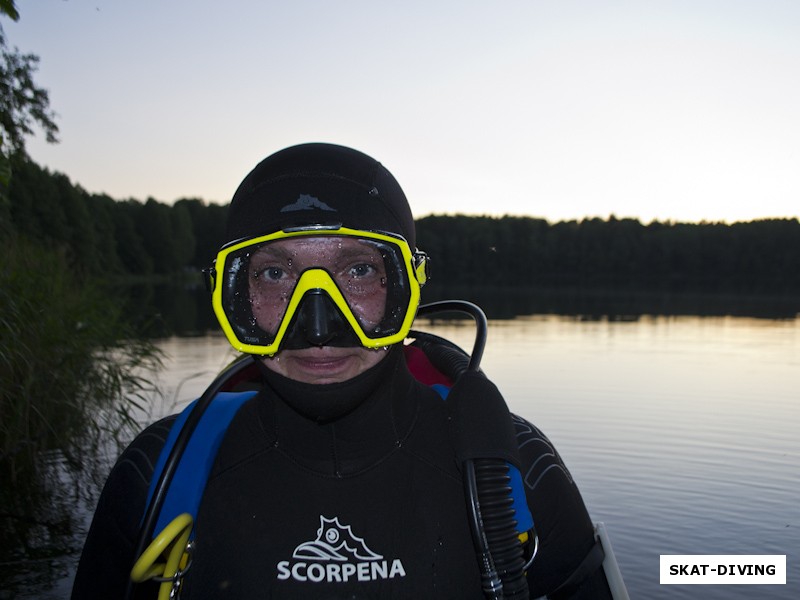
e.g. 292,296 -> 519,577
225,143 -> 417,248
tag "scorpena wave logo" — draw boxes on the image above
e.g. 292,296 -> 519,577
277,516 -> 406,584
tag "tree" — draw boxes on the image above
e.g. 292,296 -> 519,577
0,4 -> 58,209
138,198 -> 179,274
0,33 -> 58,155
170,200 -> 196,269
0,2 -> 19,21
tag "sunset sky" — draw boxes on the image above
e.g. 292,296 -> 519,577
8,1 -> 800,224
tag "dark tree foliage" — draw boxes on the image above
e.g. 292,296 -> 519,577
0,5 -> 59,236
0,1 -> 19,21
6,161 -> 198,278
85,194 -> 126,274
113,200 -> 153,275
6,156 -> 800,294
174,198 -> 228,268
137,198 -> 179,274
0,20 -> 58,173
417,214 -> 800,293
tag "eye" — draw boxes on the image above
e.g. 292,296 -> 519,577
348,263 -> 377,278
254,266 -> 286,282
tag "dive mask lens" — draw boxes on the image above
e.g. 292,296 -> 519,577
210,228 -> 424,355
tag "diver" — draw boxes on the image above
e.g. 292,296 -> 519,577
71,143 -> 620,599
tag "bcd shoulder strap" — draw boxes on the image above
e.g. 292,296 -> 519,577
143,390 -> 258,537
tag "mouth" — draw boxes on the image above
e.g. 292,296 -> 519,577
293,354 -> 352,371
263,346 -> 387,384
282,349 -> 359,373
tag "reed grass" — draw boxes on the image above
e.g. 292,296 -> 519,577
0,234 -> 163,565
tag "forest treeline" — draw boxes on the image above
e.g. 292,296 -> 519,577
418,215 -> 800,293
6,157 -> 800,293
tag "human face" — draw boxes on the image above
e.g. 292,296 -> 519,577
250,236 -> 390,384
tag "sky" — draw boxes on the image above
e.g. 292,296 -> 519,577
6,0 -> 800,224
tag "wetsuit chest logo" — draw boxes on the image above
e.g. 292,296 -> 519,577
276,515 -> 406,584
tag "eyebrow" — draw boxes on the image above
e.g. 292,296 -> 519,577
250,238 -> 383,264
336,244 -> 382,260
251,246 -> 291,261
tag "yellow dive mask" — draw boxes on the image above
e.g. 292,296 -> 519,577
207,225 -> 428,356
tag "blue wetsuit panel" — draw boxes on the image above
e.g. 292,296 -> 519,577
144,391 -> 258,536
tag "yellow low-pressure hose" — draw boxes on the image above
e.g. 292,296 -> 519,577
130,513 -> 194,600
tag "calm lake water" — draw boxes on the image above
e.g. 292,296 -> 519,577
9,313 -> 799,598
151,314 -> 800,599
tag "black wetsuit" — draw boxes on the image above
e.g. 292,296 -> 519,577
72,347 -> 611,599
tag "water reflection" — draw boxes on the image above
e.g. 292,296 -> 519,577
470,316 -> 799,600
422,283 -> 800,321
1,451 -> 172,598
0,450 -> 107,600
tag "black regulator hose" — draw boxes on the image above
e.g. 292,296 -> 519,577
124,354 -> 258,600
417,301 -> 530,600
417,300 -> 486,370
471,460 -> 530,599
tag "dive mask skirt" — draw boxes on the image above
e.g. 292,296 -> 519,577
208,226 -> 428,355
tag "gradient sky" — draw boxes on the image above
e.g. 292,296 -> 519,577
7,1 -> 800,223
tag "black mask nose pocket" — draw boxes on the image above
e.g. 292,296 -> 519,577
281,291 -> 361,349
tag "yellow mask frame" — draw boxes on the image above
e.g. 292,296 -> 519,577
208,226 -> 428,356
